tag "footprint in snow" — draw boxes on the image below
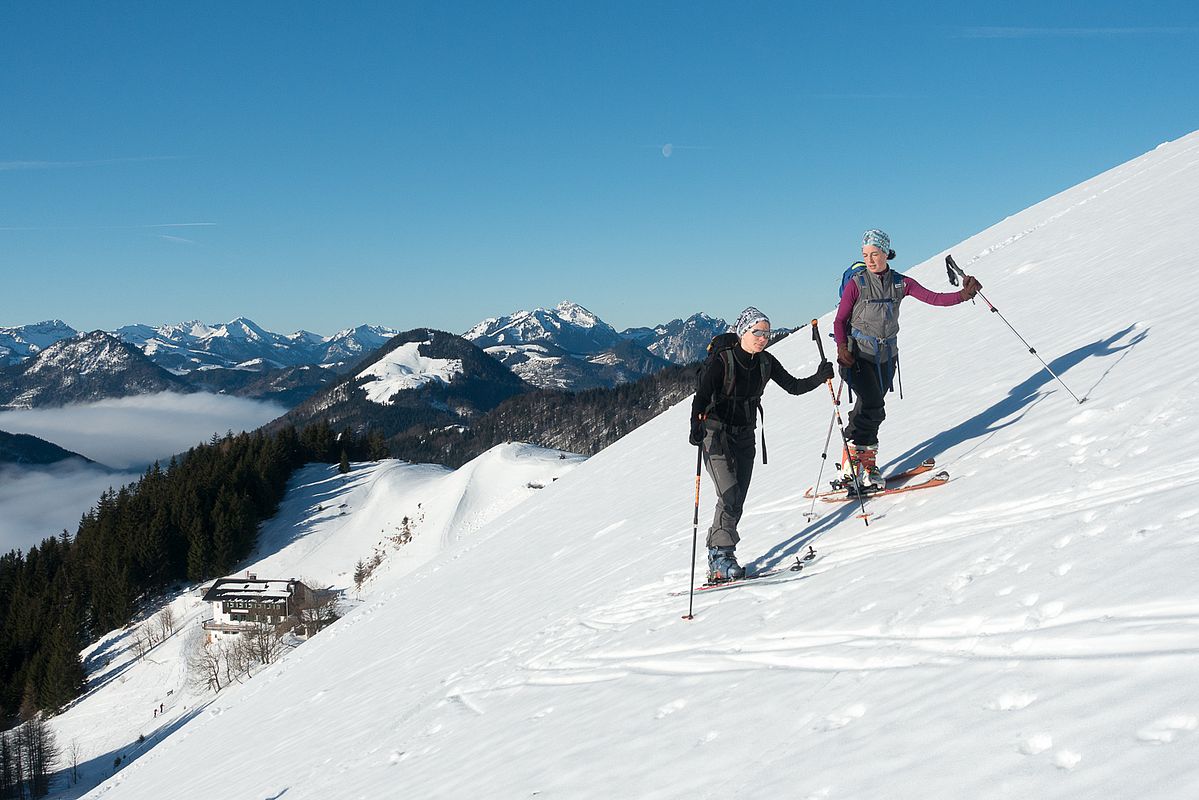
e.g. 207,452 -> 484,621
1033,601 -> 1065,624
655,699 -> 686,719
987,691 -> 1037,711
1019,733 -> 1053,755
822,704 -> 866,731
1137,715 -> 1198,744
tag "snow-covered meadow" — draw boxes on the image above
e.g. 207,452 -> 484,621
56,130 -> 1199,799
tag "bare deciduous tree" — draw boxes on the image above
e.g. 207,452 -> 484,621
240,622 -> 284,667
156,606 -> 176,641
68,737 -> 83,785
185,630 -> 227,693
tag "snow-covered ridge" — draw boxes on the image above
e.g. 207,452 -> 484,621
355,341 -> 464,405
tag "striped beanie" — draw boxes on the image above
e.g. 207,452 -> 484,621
734,307 -> 770,337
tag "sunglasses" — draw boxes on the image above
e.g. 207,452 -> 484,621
748,329 -> 772,339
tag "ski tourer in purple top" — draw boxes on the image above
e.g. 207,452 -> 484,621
832,229 -> 980,493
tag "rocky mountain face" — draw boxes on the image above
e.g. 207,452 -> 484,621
0,331 -> 193,409
619,313 -> 729,364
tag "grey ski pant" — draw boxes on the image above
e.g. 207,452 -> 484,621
701,423 -> 757,549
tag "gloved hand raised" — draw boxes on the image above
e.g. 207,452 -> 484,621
813,360 -> 834,383
959,275 -> 982,301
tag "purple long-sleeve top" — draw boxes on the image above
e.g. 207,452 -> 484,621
834,271 -> 963,346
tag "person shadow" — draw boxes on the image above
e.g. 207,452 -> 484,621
750,323 -> 1148,574
886,323 -> 1147,473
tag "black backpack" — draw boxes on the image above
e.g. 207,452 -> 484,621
699,332 -> 771,399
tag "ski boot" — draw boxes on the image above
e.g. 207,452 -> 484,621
706,546 -> 745,583
856,444 -> 883,489
839,444 -> 882,496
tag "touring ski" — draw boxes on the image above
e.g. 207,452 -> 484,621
803,458 -> 937,499
820,470 -> 949,503
672,547 -> 821,596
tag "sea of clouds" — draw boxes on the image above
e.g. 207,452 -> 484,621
0,392 -> 286,552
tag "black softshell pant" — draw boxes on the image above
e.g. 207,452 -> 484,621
701,423 -> 757,549
841,356 -> 896,447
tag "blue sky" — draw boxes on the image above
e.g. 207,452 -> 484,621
3,1 -> 1197,336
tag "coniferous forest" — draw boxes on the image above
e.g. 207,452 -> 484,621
0,422 -> 372,726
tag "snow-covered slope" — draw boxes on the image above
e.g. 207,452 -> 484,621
82,131 -> 1199,799
355,341 -> 464,405
49,444 -> 582,799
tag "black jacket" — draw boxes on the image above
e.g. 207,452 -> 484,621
691,347 -> 821,428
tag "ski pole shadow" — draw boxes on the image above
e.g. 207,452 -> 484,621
751,499 -> 863,573
885,324 -> 1148,474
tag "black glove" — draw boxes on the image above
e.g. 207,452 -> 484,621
814,360 -> 834,383
689,417 -> 705,447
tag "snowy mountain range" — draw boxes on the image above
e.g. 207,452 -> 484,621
0,307 -> 726,406
113,319 -> 402,373
463,300 -> 725,389
47,130 -> 1199,800
0,332 -> 192,410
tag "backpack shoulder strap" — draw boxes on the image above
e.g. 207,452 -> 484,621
718,348 -> 736,397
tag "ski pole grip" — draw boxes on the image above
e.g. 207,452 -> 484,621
945,254 -> 966,279
811,319 -> 829,362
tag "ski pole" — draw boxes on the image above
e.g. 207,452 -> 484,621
804,383 -> 842,521
683,439 -> 703,620
811,320 -> 870,525
946,255 -> 1084,404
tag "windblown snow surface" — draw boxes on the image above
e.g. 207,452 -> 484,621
77,132 -> 1199,799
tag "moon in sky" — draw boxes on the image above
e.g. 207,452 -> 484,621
661,143 -> 673,158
